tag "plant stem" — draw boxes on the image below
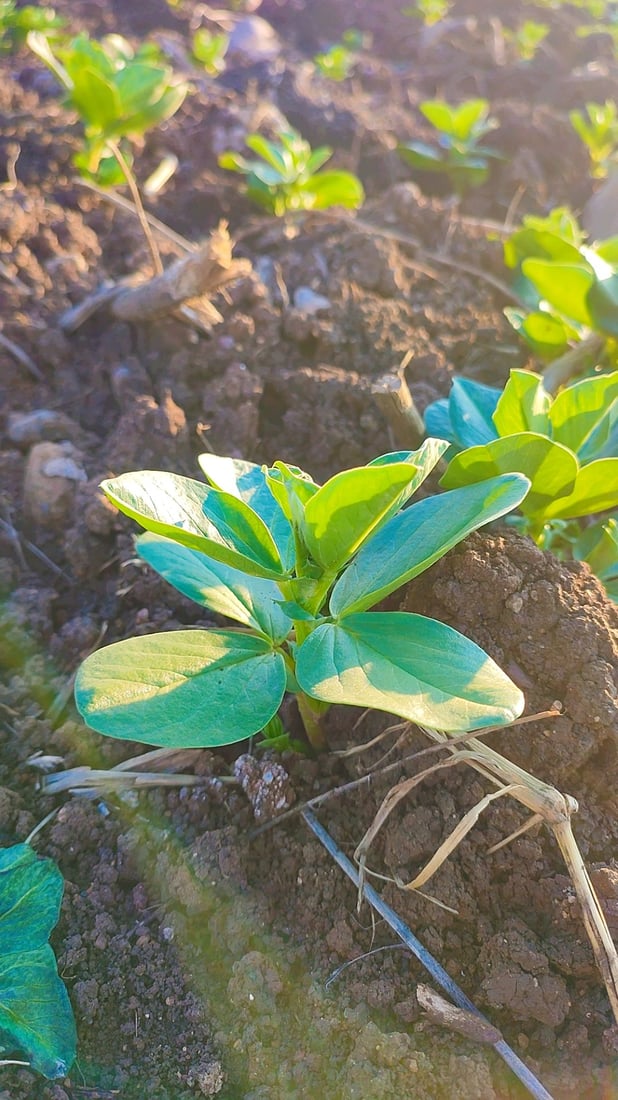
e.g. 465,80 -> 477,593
106,139 -> 164,276
296,691 -> 327,751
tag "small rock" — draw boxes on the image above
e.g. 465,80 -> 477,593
8,409 -> 84,447
228,16 -> 280,62
233,753 -> 295,821
23,441 -> 87,528
293,286 -> 332,314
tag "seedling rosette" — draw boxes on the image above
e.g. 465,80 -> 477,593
75,445 -> 529,751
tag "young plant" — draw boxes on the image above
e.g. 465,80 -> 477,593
503,19 -> 549,61
0,0 -> 64,53
218,129 -> 364,215
192,28 -> 228,75
27,31 -> 188,185
0,842 -> 76,1078
570,100 -> 618,179
402,0 -> 452,25
74,445 -> 530,753
574,514 -> 618,601
503,209 -> 618,375
398,99 -> 500,196
424,369 -> 618,594
313,30 -> 368,81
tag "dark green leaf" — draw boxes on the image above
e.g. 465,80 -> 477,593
136,533 -> 292,643
440,433 -> 577,516
75,629 -> 287,748
449,377 -> 501,447
0,844 -> 76,1079
295,612 -> 524,731
330,474 -> 529,616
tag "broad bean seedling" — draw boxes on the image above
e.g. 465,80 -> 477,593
75,448 -> 530,752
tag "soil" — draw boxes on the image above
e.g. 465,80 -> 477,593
0,1 -> 617,1098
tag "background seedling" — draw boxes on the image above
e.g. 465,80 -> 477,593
570,100 -> 618,179
503,19 -> 549,61
402,0 -> 452,25
424,368 -> 618,597
398,98 -> 500,197
74,447 -> 530,753
313,30 -> 368,81
502,208 -> 618,384
192,27 -> 228,75
219,128 -> 364,215
27,31 -> 188,187
0,0 -> 64,53
0,842 -> 76,1079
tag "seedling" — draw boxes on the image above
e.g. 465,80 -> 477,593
0,0 -> 64,52
503,19 -> 549,61
27,31 -> 188,186
75,446 -> 529,753
402,0 -> 452,25
574,514 -> 618,601
398,99 -> 500,196
313,30 -> 368,81
192,28 -> 228,75
502,209 -> 618,379
218,129 -> 364,215
0,842 -> 76,1078
570,100 -> 618,179
425,369 -> 618,595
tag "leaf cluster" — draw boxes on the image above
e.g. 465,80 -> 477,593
192,27 -> 228,75
425,369 -> 618,595
75,447 -> 530,752
27,31 -> 188,183
0,844 -> 76,1079
570,100 -> 618,179
0,0 -> 64,53
218,128 -> 364,215
503,19 -> 549,61
398,99 -> 500,196
401,0 -> 452,25
503,209 -> 618,364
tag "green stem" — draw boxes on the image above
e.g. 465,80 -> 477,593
296,691 -> 328,752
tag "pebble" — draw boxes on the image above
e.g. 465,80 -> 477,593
8,409 -> 84,447
293,286 -> 332,313
23,441 -> 87,527
228,16 -> 280,62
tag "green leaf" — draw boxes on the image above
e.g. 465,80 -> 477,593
368,438 -> 449,497
69,64 -> 121,131
492,370 -> 552,436
574,515 -> 618,580
398,142 -> 445,172
198,454 -> 295,569
264,461 -> 319,535
101,471 -> 287,579
504,226 -> 584,271
549,371 -> 618,455
0,844 -> 76,1079
449,377 -> 501,447
302,462 -> 419,571
504,308 -> 572,360
540,458 -> 618,520
305,170 -> 365,210
423,397 -> 456,444
295,613 -> 524,731
201,487 -> 284,573
440,433 -> 578,516
136,533 -> 292,643
521,259 -> 595,326
587,272 -> 618,336
330,474 -> 529,616
75,629 -> 287,748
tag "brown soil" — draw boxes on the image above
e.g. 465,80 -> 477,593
0,1 -> 617,1098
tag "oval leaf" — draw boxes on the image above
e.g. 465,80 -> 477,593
295,613 -> 524,731
492,370 -> 551,437
75,629 -> 287,748
198,454 -> 295,569
540,458 -> 618,520
303,462 -> 419,571
440,433 -> 578,516
548,371 -> 618,456
449,377 -> 501,448
0,845 -> 76,1079
520,259 -> 595,327
102,471 -> 287,579
136,533 -> 292,643
330,474 -> 529,617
